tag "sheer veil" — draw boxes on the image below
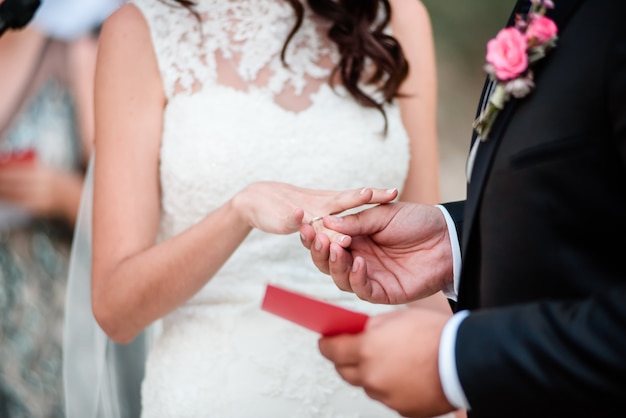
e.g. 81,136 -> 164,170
63,154 -> 149,418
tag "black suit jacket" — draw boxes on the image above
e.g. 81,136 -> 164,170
441,0 -> 626,416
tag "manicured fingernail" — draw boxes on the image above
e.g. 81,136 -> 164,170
330,215 -> 343,223
330,248 -> 337,262
360,188 -> 368,194
338,235 -> 347,243
300,232 -> 305,241
387,188 -> 397,194
314,238 -> 322,251
352,258 -> 360,273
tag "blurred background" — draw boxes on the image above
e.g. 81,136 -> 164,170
422,1 -> 513,201
0,1 -> 121,416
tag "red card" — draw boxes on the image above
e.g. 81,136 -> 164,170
261,284 -> 369,336
0,149 -> 37,168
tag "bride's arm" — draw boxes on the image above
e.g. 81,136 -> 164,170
92,5 -> 397,344
91,4 -> 226,344
391,0 -> 440,206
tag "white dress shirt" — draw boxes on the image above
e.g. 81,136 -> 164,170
435,205 -> 471,410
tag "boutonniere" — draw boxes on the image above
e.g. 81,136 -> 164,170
473,0 -> 558,140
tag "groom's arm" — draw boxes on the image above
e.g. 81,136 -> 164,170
452,8 -> 626,415
435,201 -> 473,413
454,287 -> 626,416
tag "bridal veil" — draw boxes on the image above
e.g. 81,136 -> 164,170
63,155 -> 149,418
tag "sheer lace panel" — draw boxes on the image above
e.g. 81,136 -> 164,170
132,0 -> 339,113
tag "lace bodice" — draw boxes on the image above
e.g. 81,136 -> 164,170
136,0 -> 341,106
131,1 -> 414,416
131,0 -> 411,303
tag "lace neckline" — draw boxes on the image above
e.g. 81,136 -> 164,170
143,0 -> 338,111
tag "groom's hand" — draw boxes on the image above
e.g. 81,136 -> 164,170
318,308 -> 456,418
300,202 -> 454,304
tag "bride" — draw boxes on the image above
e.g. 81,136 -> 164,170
64,0 -> 460,416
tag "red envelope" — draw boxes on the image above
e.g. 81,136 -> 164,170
261,284 -> 369,336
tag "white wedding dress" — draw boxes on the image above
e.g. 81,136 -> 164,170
66,0 -> 455,417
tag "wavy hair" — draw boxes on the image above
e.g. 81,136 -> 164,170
168,0 -> 409,133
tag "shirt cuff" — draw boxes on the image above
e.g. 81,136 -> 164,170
438,310 -> 471,410
435,205 -> 462,301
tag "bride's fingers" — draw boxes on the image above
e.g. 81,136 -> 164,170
367,187 -> 398,204
311,220 -> 352,248
285,207 -> 305,232
327,187 -> 397,216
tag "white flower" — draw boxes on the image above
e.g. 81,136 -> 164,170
505,76 -> 535,98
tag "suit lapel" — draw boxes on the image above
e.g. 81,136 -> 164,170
461,0 -> 585,254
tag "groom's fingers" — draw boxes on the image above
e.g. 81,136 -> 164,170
318,334 -> 363,365
312,219 -> 352,248
347,256 -> 377,302
331,250 -> 384,304
328,242 -> 355,292
301,225 -> 350,276
299,223 -> 316,250
321,210 -> 377,238
334,364 -> 364,387
319,334 -> 365,386
309,232 -> 332,274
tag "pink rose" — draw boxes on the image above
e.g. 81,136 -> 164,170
526,16 -> 558,44
486,27 -> 528,81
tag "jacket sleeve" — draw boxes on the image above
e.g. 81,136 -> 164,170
441,200 -> 465,247
455,286 -> 626,417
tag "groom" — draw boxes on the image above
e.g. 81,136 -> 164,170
300,0 -> 626,417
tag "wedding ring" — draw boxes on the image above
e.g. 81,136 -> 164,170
308,216 -> 324,225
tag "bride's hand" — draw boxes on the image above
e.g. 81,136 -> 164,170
231,181 -> 398,236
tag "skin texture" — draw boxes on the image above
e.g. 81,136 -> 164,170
318,308 -> 455,417
301,203 -> 453,304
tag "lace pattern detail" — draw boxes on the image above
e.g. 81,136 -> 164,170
142,306 -> 401,418
132,0 -> 336,103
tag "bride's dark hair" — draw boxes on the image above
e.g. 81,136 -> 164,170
169,0 -> 409,133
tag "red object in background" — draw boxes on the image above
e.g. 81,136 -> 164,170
0,148 -> 37,168
261,284 -> 369,337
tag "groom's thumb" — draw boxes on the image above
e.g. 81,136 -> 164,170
322,211 -> 370,236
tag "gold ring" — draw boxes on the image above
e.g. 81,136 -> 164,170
308,216 -> 324,225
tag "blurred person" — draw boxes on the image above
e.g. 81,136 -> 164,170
0,1 -> 119,417
62,0 -> 457,417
